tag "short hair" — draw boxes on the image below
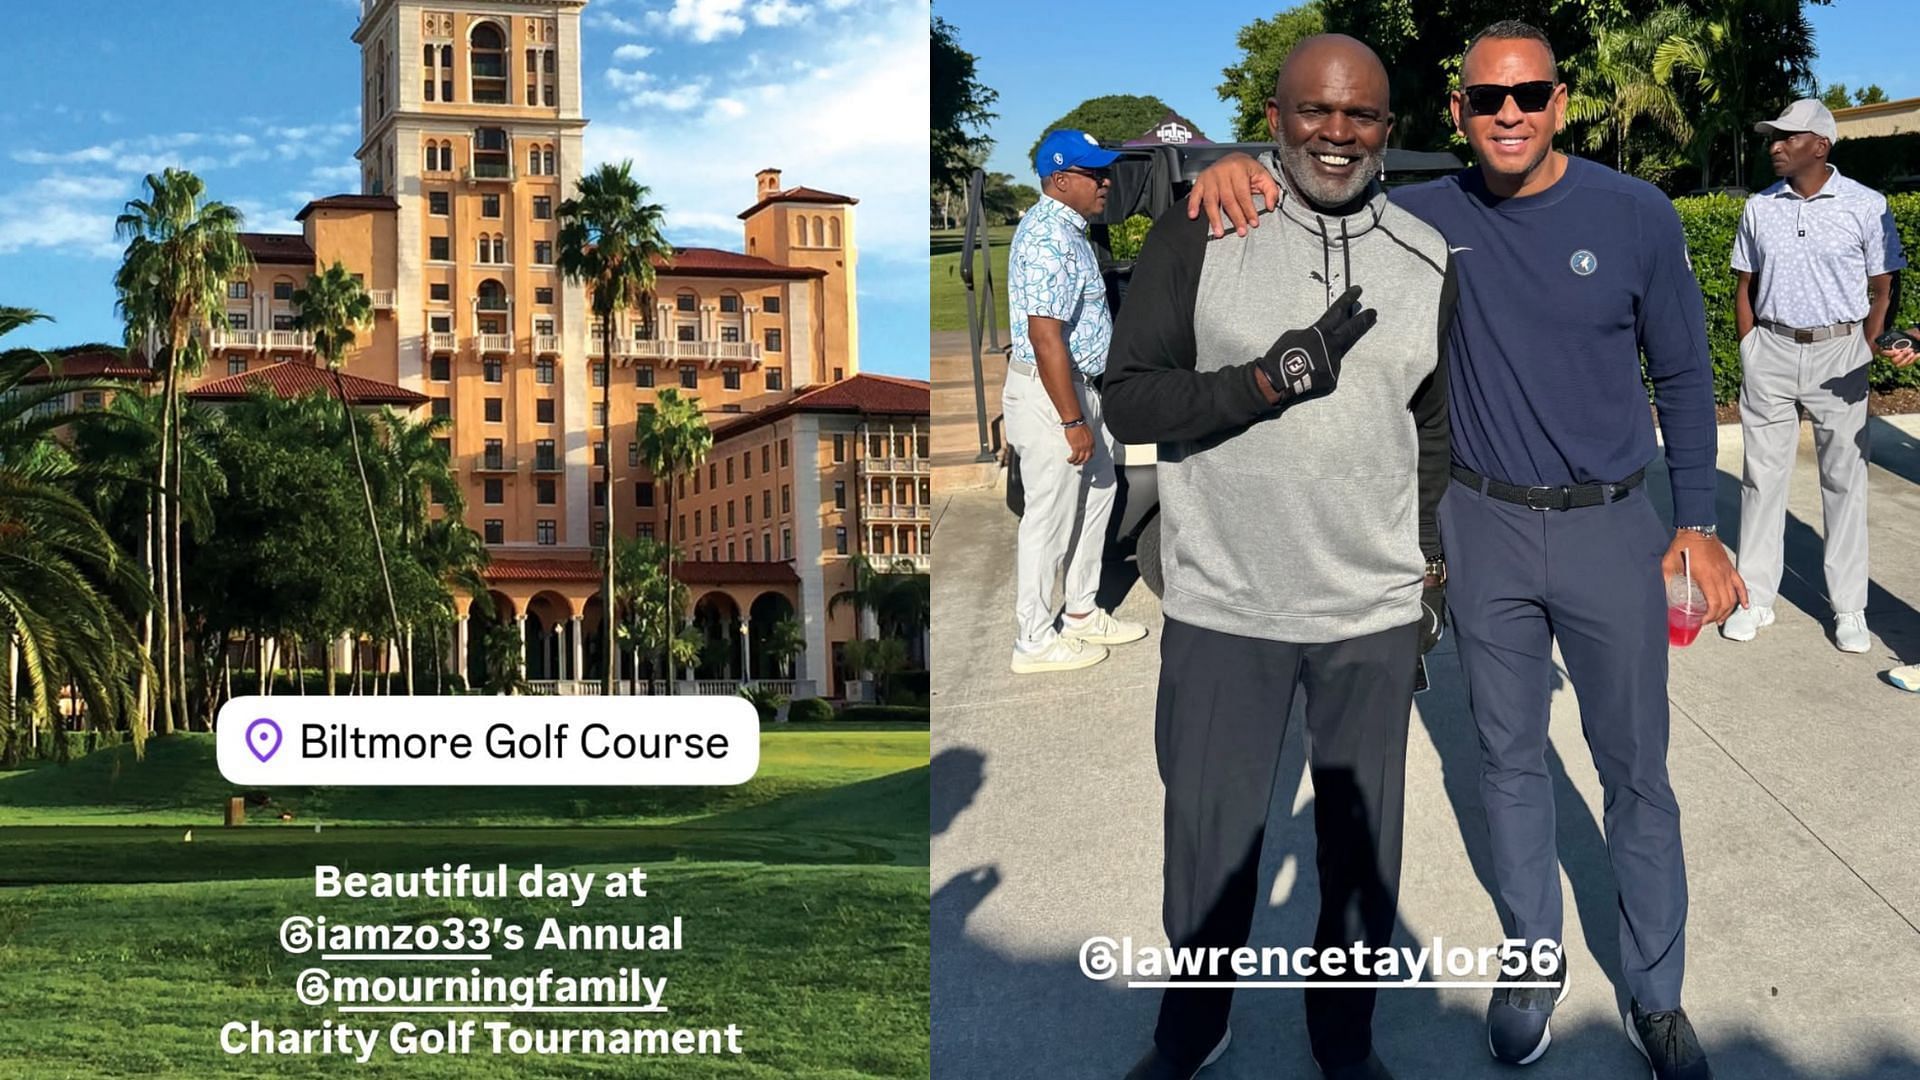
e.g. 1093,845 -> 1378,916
1464,20 -> 1557,80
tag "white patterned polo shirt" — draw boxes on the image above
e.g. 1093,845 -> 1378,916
1731,164 -> 1906,328
1009,193 -> 1111,377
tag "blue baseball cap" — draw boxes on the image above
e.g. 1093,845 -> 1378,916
1034,129 -> 1120,178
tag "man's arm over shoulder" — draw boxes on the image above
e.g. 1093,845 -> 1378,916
1411,255 -> 1456,561
1635,191 -> 1717,528
1102,207 -> 1273,444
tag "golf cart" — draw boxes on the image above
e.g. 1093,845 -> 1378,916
957,141 -> 1463,597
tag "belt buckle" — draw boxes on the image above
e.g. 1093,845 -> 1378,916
1793,328 -> 1815,344
1524,485 -> 1559,511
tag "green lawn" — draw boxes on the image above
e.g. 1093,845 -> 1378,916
930,226 -> 1010,333
0,727 -> 929,1077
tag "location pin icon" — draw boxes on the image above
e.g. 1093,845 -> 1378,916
247,718 -> 282,763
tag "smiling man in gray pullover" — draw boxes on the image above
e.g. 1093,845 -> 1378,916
1102,35 -> 1453,1080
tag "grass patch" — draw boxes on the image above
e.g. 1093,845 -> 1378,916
0,862 -> 927,1078
0,730 -> 929,827
930,226 -> 1011,332
0,723 -> 929,1076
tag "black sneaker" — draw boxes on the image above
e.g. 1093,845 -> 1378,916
1318,1051 -> 1395,1080
1122,1028 -> 1230,1080
1627,1000 -> 1712,1079
1485,947 -> 1568,1065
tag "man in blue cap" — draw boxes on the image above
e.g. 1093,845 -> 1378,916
1002,129 -> 1148,674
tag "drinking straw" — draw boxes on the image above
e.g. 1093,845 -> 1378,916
1684,549 -> 1693,606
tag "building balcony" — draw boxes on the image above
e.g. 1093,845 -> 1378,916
874,554 -> 931,574
531,455 -> 563,473
858,456 -> 929,476
428,332 -> 459,353
468,452 -> 519,474
210,328 -> 314,352
609,337 -> 763,367
867,504 -> 932,522
534,334 -> 561,356
367,289 -> 395,310
463,162 -> 514,184
475,334 -> 513,355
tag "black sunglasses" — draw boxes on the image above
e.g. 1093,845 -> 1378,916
1060,167 -> 1113,185
1461,81 -> 1556,116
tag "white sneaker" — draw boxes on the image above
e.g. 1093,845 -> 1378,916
1887,664 -> 1920,693
1834,611 -> 1871,654
1010,635 -> 1109,675
1060,609 -> 1149,646
1719,605 -> 1774,641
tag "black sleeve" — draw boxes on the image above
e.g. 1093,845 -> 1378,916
1101,207 -> 1274,444
1411,254 -> 1456,561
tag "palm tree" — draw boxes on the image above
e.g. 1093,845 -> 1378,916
293,261 -> 407,691
1655,0 -> 1817,188
633,387 -> 711,693
556,160 -> 672,693
610,533 -> 688,691
114,167 -> 250,736
0,308 -> 152,758
1565,9 -> 1692,174
765,616 -> 805,679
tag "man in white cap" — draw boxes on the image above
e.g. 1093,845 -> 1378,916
1002,129 -> 1149,674
1721,98 -> 1905,651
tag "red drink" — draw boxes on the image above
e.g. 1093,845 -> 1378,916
1667,606 -> 1704,647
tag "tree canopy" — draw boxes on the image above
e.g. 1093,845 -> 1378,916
932,12 -> 998,196
1029,95 -> 1173,166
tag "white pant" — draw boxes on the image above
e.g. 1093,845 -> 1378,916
1735,327 -> 1871,613
1002,366 -> 1117,647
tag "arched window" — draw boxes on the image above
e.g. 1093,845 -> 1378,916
477,279 -> 507,311
794,218 -> 807,247
812,216 -> 825,247
543,148 -> 555,176
828,217 -> 841,247
492,236 -> 505,263
477,235 -> 491,263
469,22 -> 506,103
376,43 -> 388,115
528,146 -> 541,175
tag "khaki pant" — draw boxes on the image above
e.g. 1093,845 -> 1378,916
1001,366 -> 1116,647
1735,327 -> 1871,613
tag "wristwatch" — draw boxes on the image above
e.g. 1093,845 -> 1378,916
1677,524 -> 1718,538
1423,557 -> 1446,586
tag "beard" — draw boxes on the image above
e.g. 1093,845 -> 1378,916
1276,141 -> 1383,210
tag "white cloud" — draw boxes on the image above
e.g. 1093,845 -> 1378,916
308,163 -> 361,188
0,174 -> 133,259
751,0 -> 811,27
605,67 -> 655,92
587,10 -> 644,35
648,0 -> 748,43
630,80 -> 709,111
584,0 -> 928,259
612,43 -> 656,62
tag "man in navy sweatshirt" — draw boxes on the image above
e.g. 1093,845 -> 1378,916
1185,19 -> 1739,1080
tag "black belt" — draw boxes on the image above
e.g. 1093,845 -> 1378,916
1451,465 -> 1645,511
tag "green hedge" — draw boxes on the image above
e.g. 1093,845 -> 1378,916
1670,193 -> 1920,405
836,705 -> 931,724
787,697 -> 835,724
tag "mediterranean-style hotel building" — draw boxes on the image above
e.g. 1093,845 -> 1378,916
164,0 -> 929,697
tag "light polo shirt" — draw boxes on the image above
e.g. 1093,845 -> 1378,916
1009,193 -> 1111,377
1731,164 -> 1906,328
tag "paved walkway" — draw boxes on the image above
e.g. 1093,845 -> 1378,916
932,417 -> 1920,1079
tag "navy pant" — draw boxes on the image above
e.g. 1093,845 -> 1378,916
1439,478 -> 1688,1011
1153,617 -> 1417,1069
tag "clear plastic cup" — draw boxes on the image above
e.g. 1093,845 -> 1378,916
1666,575 -> 1708,647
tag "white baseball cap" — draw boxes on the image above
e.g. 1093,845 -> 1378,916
1755,98 -> 1838,143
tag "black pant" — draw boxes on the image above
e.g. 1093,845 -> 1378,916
1153,617 -> 1417,1069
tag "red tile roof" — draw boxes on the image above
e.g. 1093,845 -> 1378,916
185,361 -> 427,406
241,232 -> 316,265
20,349 -> 159,383
484,555 -> 600,583
652,247 -> 825,280
709,373 -> 930,445
481,555 -> 799,586
737,185 -> 859,219
296,194 -> 399,221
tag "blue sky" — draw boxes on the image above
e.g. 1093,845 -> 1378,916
951,0 -> 1918,182
0,0 -> 928,378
